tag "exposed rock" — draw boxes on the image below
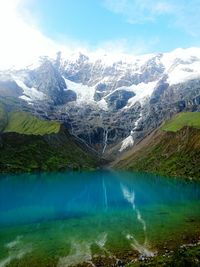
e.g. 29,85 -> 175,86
0,79 -> 23,97
26,57 -> 67,105
106,90 -> 135,110
63,90 -> 77,103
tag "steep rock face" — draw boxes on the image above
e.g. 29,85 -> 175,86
63,89 -> 77,103
106,90 -> 135,110
25,59 -> 67,105
63,53 -> 165,88
0,79 -> 23,97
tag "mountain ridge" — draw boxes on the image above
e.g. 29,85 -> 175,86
1,47 -> 200,158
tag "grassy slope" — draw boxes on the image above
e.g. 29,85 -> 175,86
115,112 -> 200,179
4,111 -> 60,135
162,112 -> 200,132
0,103 -> 7,131
0,107 -> 98,172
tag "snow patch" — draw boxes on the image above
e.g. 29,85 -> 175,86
124,81 -> 157,108
167,61 -> 200,85
63,49 -> 155,68
15,79 -> 46,101
63,77 -> 108,110
160,47 -> 200,85
98,98 -> 108,110
161,47 -> 200,71
119,135 -> 134,152
63,77 -> 95,103
133,116 -> 141,131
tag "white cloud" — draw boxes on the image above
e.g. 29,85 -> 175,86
1,0 -> 198,70
0,0 -> 159,69
0,0 -> 62,69
103,0 -> 175,23
103,0 -> 200,35
95,37 -> 160,55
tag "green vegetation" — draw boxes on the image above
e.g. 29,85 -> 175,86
116,112 -> 200,179
0,131 -> 98,172
4,111 -> 60,135
0,107 -> 98,172
162,112 -> 200,132
0,103 -> 7,131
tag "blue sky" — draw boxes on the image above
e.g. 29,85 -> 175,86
31,0 -> 200,54
0,0 -> 200,68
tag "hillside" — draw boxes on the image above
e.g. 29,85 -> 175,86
4,111 -> 61,135
114,112 -> 200,179
162,112 -> 200,132
0,105 -> 99,173
0,103 -> 7,131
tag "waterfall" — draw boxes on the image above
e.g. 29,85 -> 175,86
121,184 -> 154,257
88,130 -> 92,145
102,129 -> 108,154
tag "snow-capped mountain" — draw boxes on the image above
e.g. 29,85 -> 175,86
1,47 -> 200,156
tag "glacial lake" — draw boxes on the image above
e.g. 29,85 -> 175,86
0,171 -> 200,267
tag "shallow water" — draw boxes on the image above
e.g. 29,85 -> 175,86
0,171 -> 200,266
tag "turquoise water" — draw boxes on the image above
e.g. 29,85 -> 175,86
0,171 -> 200,266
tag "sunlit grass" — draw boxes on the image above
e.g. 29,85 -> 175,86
4,111 -> 60,135
162,112 -> 200,132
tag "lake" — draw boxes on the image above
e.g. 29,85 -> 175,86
0,171 -> 200,266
